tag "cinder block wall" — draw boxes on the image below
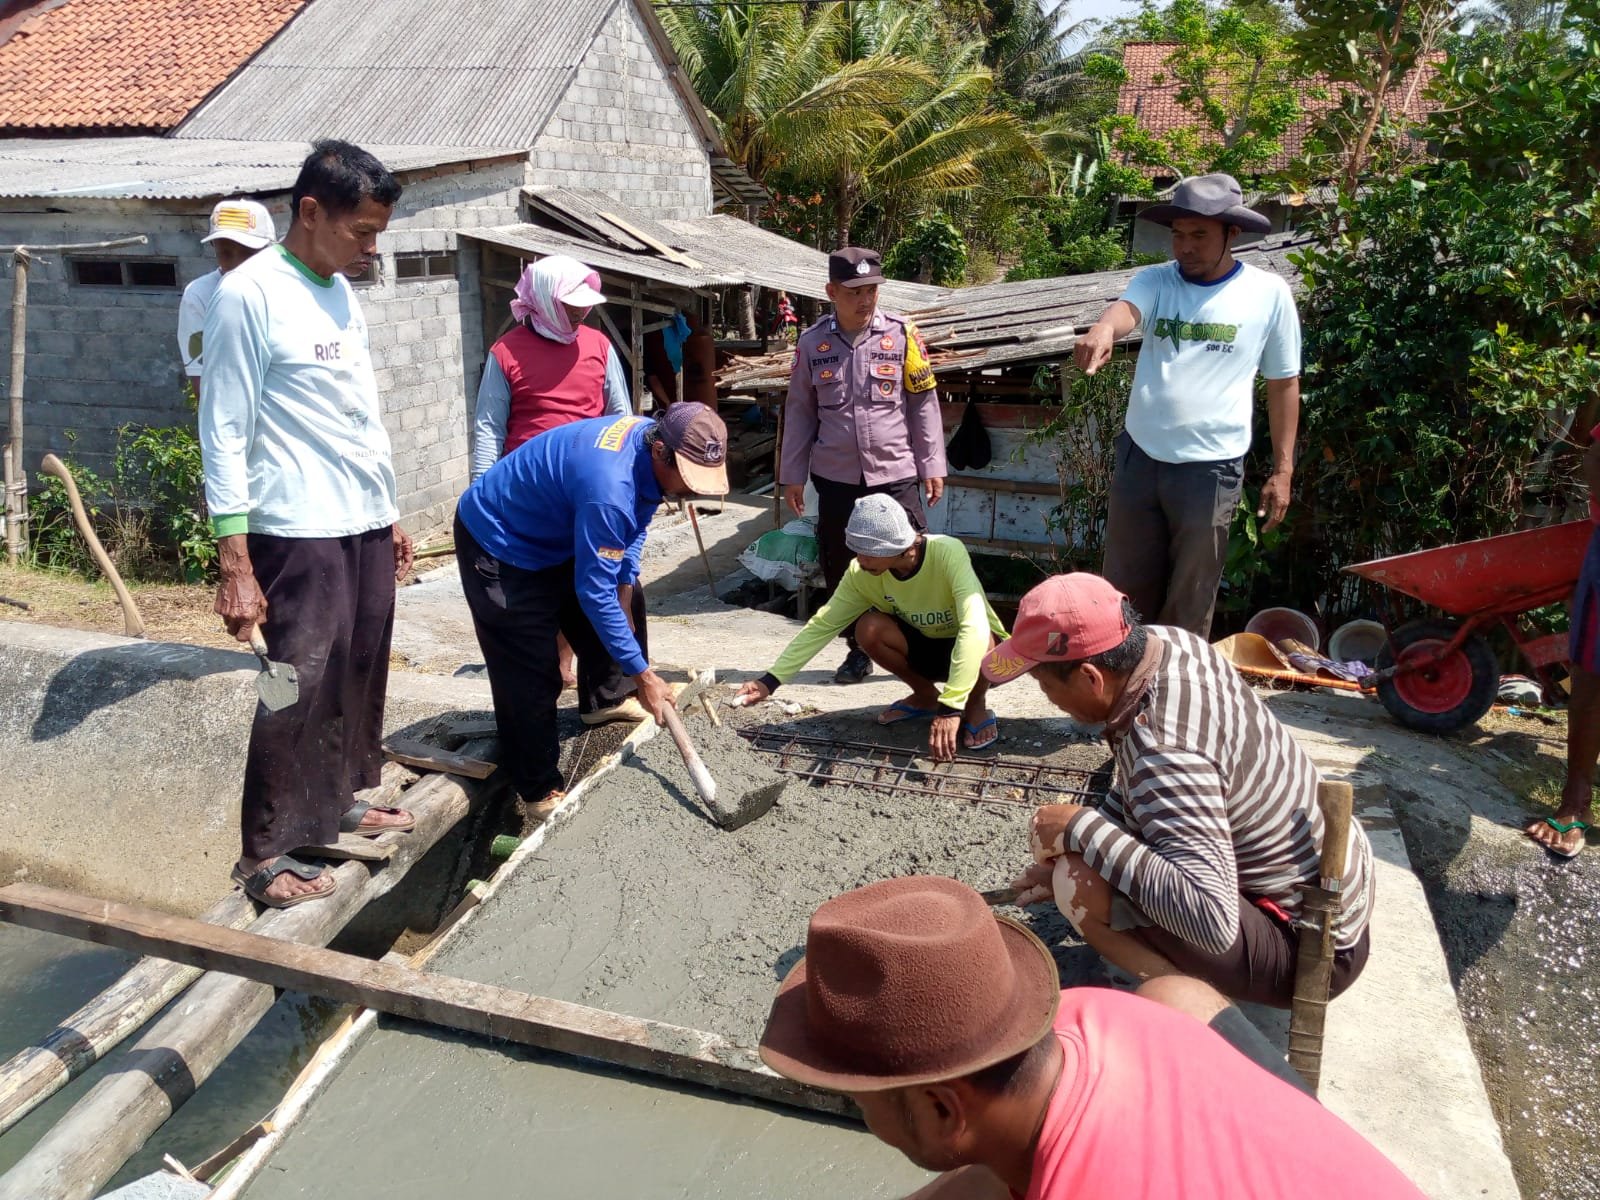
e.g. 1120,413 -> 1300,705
362,160 -> 524,535
0,209 -> 205,481
531,1 -> 713,218
0,158 -> 523,539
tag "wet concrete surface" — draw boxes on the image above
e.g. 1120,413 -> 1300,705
1397,810 -> 1600,1200
238,709 -> 1101,1198
435,708 -> 1098,1048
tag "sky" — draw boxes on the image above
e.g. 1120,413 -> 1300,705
1048,0 -> 1146,49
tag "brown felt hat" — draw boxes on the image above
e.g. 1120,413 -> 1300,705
758,876 -> 1060,1093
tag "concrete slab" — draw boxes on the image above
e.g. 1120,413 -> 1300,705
0,621 -> 496,914
386,566 -> 1523,1198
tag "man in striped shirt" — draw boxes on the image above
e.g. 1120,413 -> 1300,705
982,573 -> 1374,1006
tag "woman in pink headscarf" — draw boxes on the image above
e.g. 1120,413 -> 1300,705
470,255 -> 632,685
470,255 -> 631,480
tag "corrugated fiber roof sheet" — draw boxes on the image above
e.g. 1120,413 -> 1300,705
176,0 -> 611,146
0,137 -> 522,199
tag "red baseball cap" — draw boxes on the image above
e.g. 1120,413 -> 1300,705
981,573 -> 1131,684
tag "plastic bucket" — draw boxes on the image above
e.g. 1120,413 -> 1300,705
1244,607 -> 1320,652
1327,619 -> 1388,666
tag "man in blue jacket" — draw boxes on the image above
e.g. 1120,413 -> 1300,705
454,403 -> 729,816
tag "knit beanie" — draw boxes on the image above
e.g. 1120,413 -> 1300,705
845,495 -> 918,556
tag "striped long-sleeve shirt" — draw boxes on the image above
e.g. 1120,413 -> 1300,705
1063,627 -> 1374,955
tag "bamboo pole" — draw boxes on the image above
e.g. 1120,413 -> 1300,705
0,751 -> 506,1200
0,891 -> 255,1136
4,249 -> 29,562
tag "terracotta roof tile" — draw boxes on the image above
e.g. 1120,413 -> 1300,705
1115,41 -> 1443,177
0,0 -> 309,133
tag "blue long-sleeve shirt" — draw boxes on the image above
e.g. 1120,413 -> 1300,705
456,414 -> 662,676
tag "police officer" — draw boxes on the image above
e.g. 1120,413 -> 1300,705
781,246 -> 946,684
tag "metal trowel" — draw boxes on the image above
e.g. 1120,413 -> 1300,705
247,627 -> 299,711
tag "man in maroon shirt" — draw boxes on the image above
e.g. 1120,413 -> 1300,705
781,247 -> 947,683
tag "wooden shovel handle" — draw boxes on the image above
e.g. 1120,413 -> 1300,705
1317,779 -> 1353,884
39,453 -> 144,638
660,704 -> 716,806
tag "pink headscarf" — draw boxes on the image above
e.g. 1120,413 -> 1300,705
510,255 -> 606,344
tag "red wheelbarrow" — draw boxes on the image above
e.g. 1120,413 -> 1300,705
1343,519 -> 1592,734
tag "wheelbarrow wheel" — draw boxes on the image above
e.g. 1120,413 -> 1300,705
1375,619 -> 1499,735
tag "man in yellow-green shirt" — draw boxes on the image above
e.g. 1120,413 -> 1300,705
735,495 -> 1007,761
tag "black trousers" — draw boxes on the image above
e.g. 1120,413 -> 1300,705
455,513 -> 646,801
811,473 -> 927,647
1102,431 -> 1244,638
240,528 -> 395,860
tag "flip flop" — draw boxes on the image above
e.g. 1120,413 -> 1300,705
877,699 -> 940,726
231,855 -> 336,908
1530,816 -> 1590,859
962,713 -> 999,750
341,801 -> 416,838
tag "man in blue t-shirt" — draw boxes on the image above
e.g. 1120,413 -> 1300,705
454,404 -> 730,816
1075,173 -> 1302,637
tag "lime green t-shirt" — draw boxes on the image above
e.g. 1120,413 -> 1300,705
768,534 -> 1006,707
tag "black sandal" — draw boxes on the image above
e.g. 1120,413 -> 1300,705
230,855 -> 336,908
340,801 -> 415,838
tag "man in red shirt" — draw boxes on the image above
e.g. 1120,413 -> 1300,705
760,876 -> 1427,1200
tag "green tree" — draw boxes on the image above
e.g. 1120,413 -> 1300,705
1290,0 -> 1456,194
1288,0 -> 1600,612
660,1 -> 1038,248
1092,0 -> 1306,181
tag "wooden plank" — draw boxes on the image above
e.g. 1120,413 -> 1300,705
0,748 -> 505,1200
293,834 -> 395,863
0,889 -> 256,1136
383,737 -> 496,780
599,210 -> 704,270
0,883 -> 852,1122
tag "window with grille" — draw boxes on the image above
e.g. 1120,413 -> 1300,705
70,258 -> 178,289
394,251 -> 456,281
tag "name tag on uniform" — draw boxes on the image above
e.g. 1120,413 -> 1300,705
596,415 -> 643,451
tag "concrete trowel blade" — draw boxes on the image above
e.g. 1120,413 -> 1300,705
256,661 -> 300,711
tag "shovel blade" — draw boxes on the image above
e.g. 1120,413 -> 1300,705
256,661 -> 300,712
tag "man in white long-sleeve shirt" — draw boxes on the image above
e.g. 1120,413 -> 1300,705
200,140 -> 415,909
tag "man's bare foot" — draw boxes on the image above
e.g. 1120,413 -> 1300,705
1524,809 -> 1591,857
961,707 -> 999,749
351,806 -> 413,833
234,856 -> 335,904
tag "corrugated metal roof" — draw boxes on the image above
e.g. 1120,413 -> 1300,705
464,223 -> 723,293
175,0 -> 609,145
468,199 -> 944,312
0,137 -> 522,199
722,233 -> 1316,383
657,214 -> 942,310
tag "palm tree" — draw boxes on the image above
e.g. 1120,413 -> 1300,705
659,1 -> 1039,247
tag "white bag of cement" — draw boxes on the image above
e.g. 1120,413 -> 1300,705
738,517 -> 822,591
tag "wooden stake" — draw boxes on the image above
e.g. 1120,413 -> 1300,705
0,881 -> 850,1120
